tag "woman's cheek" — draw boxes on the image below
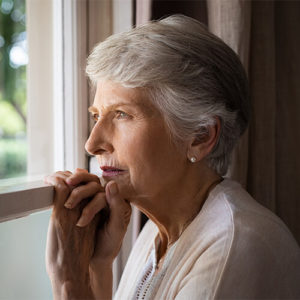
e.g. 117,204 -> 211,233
113,173 -> 136,199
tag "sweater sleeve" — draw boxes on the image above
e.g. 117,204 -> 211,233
173,221 -> 300,300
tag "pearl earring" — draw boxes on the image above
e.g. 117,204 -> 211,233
190,157 -> 197,163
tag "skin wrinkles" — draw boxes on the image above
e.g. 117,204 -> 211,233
88,87 -> 158,123
86,81 -> 185,200
85,80 -> 221,261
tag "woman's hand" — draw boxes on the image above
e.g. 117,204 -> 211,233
44,169 -> 132,299
44,170 -> 101,299
60,168 -> 132,263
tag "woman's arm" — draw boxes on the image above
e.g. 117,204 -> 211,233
89,260 -> 113,299
50,278 -> 94,300
88,180 -> 132,299
45,169 -> 131,300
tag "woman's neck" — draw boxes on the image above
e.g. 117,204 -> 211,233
138,164 -> 223,262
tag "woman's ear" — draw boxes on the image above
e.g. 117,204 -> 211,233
187,118 -> 221,163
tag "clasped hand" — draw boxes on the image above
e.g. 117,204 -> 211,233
44,169 -> 132,298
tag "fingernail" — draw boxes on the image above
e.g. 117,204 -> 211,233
109,182 -> 118,196
64,201 -> 73,209
76,219 -> 85,227
66,178 -> 73,185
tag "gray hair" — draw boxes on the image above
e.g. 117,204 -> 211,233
86,14 -> 250,175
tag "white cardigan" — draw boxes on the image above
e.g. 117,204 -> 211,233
114,179 -> 300,299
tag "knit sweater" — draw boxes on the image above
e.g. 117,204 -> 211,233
114,179 -> 300,299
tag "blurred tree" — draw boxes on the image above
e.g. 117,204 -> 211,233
0,0 -> 26,126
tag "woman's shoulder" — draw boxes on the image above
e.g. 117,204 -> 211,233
210,178 -> 297,240
157,179 -> 300,299
199,178 -> 299,260
207,179 -> 300,298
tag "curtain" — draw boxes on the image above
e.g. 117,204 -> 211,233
137,0 -> 300,244
207,0 -> 300,244
248,0 -> 300,242
207,0 -> 251,189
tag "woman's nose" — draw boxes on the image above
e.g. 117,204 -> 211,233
85,122 -> 113,156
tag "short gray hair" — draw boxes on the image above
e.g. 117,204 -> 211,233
86,14 -> 250,175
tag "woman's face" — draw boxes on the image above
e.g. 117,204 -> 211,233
85,81 -> 189,204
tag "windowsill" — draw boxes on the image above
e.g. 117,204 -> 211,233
0,179 -> 53,223
0,165 -> 100,224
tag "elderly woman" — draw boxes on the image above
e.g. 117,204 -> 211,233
45,15 -> 300,299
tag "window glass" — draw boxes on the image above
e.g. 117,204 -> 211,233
0,1 -> 52,299
0,210 -> 53,299
0,0 -> 27,180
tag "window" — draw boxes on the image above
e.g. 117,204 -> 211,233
0,0 -> 91,298
0,0 -> 136,298
0,0 -> 91,218
0,0 -> 27,180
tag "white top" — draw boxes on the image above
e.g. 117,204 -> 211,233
132,237 -> 178,300
114,179 -> 300,299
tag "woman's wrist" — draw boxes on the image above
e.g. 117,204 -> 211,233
90,257 -> 114,272
50,275 -> 94,300
89,260 -> 113,300
62,281 -> 94,300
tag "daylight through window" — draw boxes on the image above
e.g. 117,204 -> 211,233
0,0 -> 27,180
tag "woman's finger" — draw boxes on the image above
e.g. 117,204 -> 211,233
64,181 -> 103,209
105,181 -> 132,233
44,171 -> 73,185
44,176 -> 71,208
57,170 -> 73,175
66,171 -> 100,187
76,192 -> 107,227
75,168 -> 88,173
91,181 -> 131,260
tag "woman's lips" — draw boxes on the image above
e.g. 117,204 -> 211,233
100,166 -> 126,177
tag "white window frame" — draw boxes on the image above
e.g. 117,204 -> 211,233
0,0 -> 135,218
0,0 -> 136,292
0,0 -> 90,223
0,179 -> 53,223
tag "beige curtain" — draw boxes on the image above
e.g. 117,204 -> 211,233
143,0 -> 300,244
248,0 -> 300,243
207,0 -> 251,189
207,0 -> 300,244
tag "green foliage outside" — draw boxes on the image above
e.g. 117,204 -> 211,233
0,138 -> 26,178
0,99 -> 25,136
0,0 -> 27,180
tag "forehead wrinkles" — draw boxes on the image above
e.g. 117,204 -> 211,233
92,83 -> 159,117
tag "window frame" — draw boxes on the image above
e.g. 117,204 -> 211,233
0,0 -> 136,291
0,0 -> 91,222
0,0 -> 136,219
0,179 -> 53,223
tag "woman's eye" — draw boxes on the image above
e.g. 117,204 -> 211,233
115,110 -> 130,119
